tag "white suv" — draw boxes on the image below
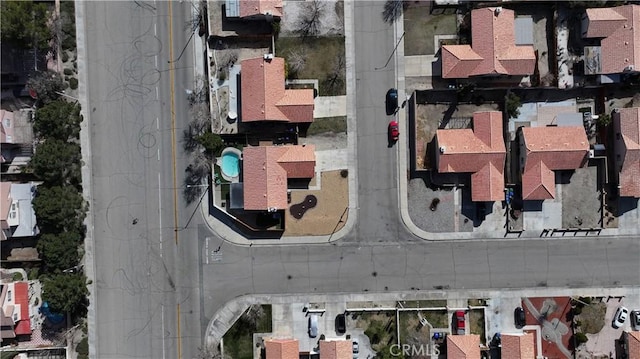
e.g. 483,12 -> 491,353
613,306 -> 628,329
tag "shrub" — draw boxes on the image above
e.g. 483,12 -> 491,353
62,52 -> 69,63
76,336 -> 89,359
505,91 -> 522,119
12,272 -> 23,281
70,77 -> 78,90
64,68 -> 74,76
574,332 -> 588,345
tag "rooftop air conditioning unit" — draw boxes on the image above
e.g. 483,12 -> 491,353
494,7 -> 502,15
589,149 -> 595,158
439,146 -> 446,154
263,53 -> 274,61
624,65 -> 635,72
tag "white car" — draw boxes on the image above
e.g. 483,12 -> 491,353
612,306 -> 628,329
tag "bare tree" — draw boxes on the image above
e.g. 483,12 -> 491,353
296,0 -> 325,38
382,0 -> 404,24
323,53 -> 346,95
188,75 -> 210,105
288,47 -> 308,76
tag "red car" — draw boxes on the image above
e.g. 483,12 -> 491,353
389,120 -> 399,141
455,311 -> 466,334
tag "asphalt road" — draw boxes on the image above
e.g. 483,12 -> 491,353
83,1 -> 202,358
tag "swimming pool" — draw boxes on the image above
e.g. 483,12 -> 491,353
220,147 -> 241,180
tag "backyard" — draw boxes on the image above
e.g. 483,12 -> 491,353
355,312 -> 398,356
403,4 -> 457,55
222,305 -> 272,359
275,36 -> 346,96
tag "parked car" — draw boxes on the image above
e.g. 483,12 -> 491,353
455,311 -> 466,334
514,307 -> 526,328
385,88 -> 398,115
631,310 -> 640,331
613,306 -> 629,329
336,313 -> 346,334
389,120 -> 399,141
308,314 -> 319,338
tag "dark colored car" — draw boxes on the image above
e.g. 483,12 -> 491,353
386,88 -> 398,115
389,120 -> 399,141
514,307 -> 526,328
336,313 -> 346,334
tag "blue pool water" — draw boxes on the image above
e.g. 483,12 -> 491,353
221,151 -> 240,178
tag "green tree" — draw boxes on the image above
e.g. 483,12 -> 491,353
505,91 -> 522,119
33,186 -> 85,233
31,139 -> 82,187
596,113 -> 611,127
42,273 -> 89,314
37,232 -> 81,273
0,1 -> 51,49
34,100 -> 82,141
197,132 -> 224,156
27,71 -> 65,105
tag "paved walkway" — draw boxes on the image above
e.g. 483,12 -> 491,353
313,96 -> 347,118
404,55 -> 435,77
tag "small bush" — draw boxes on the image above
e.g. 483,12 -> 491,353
28,268 -> 40,280
70,78 -> 78,90
76,336 -> 89,357
574,332 -> 588,345
62,52 -> 69,63
64,68 -> 74,76
12,272 -> 23,281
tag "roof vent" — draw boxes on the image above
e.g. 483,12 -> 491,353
263,53 -> 274,61
624,65 -> 635,72
439,146 -> 446,154
494,7 -> 502,15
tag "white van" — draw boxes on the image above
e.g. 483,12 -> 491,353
308,314 -> 318,338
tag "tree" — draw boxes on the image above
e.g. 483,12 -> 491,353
323,53 -> 346,95
34,100 -> 82,141
295,0 -> 325,38
0,1 -> 51,50
31,139 -> 82,187
596,113 -> 611,128
37,231 -> 81,273
42,272 -> 89,315
382,0 -> 404,24
197,132 -> 224,156
33,186 -> 85,233
505,91 -> 522,119
288,47 -> 308,76
27,71 -> 65,105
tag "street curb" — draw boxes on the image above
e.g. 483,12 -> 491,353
74,1 -> 98,357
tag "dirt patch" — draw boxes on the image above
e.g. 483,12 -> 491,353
469,309 -> 486,344
304,132 -> 348,150
399,312 -> 432,346
354,312 -> 397,353
576,302 -> 606,335
283,170 -> 348,236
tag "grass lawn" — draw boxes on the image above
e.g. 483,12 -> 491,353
469,309 -> 486,344
403,6 -> 457,55
307,116 -> 347,135
577,302 -> 606,334
355,312 -> 397,352
223,305 -> 272,359
275,36 -> 346,96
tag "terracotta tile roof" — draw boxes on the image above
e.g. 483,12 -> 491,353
629,331 -> 640,359
13,282 -> 30,336
614,107 -> 640,197
1,182 -> 11,226
520,126 -> 589,200
501,333 -> 535,359
319,340 -> 353,359
265,339 -> 299,359
241,57 -> 314,123
584,5 -> 640,74
441,7 -> 536,78
239,0 -> 283,18
436,111 -> 506,201
447,334 -> 481,359
243,145 -> 316,210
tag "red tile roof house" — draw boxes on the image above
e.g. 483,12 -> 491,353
620,331 -> 640,359
501,333 -> 535,359
240,56 -> 314,124
265,338 -> 299,359
613,107 -> 640,197
242,145 -> 316,211
319,339 -> 353,359
0,282 -> 31,342
518,126 -> 589,200
435,111 -> 506,202
581,5 -> 640,75
447,334 -> 481,359
225,0 -> 283,19
441,7 -> 536,79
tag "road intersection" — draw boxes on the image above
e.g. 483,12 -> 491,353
78,1 -> 640,358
